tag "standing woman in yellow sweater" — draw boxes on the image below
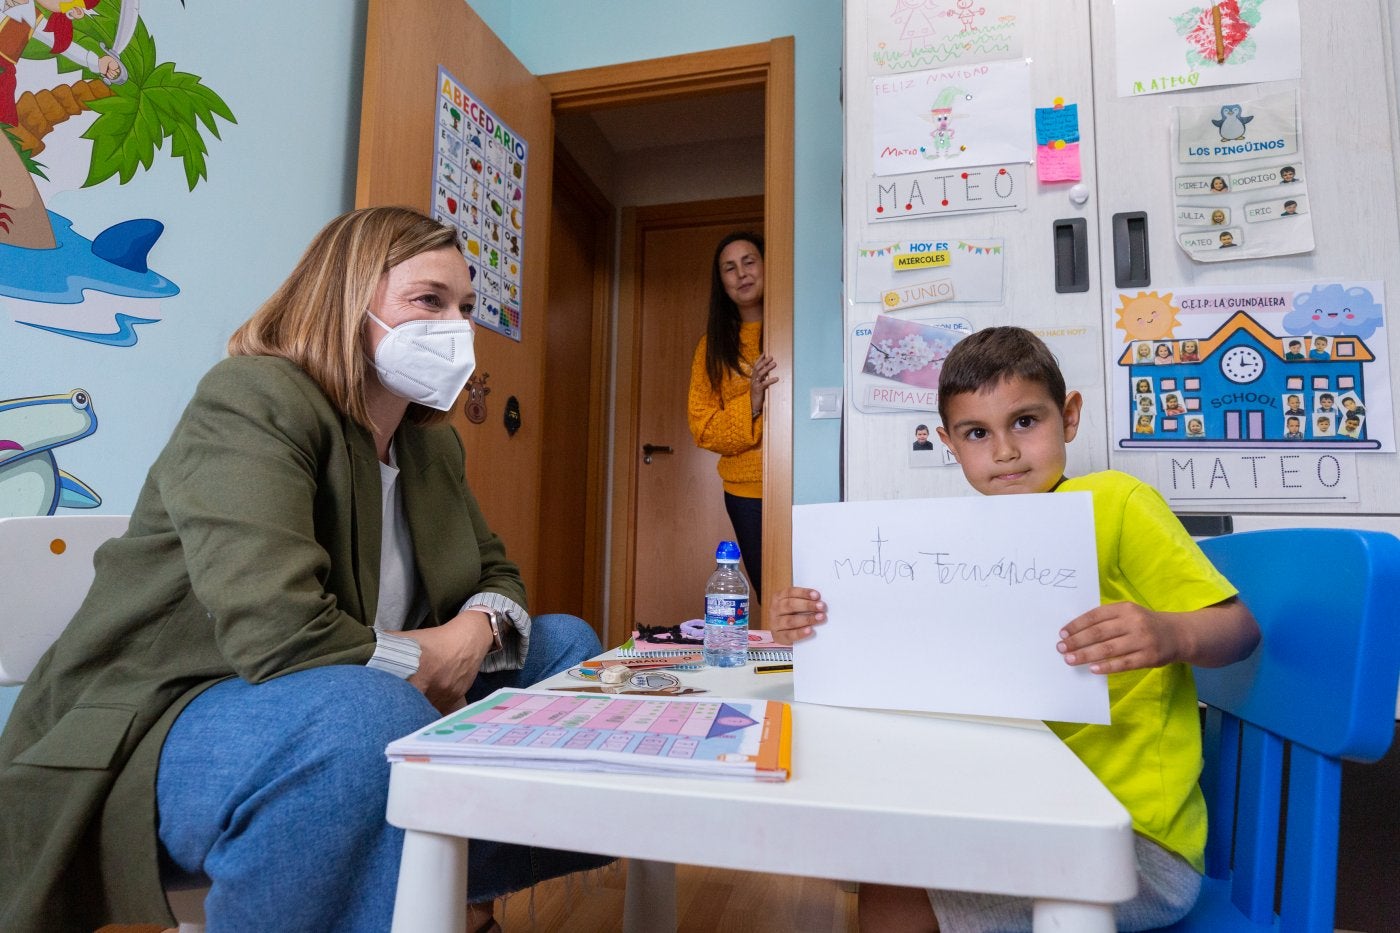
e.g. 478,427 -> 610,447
688,231 -> 778,598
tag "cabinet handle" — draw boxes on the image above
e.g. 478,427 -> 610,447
641,443 -> 673,465
1052,218 -> 1089,293
1112,211 -> 1151,288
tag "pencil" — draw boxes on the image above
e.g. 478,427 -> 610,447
755,664 -> 794,674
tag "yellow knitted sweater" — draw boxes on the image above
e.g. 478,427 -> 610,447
687,321 -> 763,498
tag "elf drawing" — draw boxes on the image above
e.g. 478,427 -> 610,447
923,86 -> 965,159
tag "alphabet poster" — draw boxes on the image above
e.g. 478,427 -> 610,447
871,59 -> 1033,175
865,0 -> 1024,75
1111,282 -> 1393,456
432,66 -> 527,341
1170,91 -> 1312,261
792,493 -> 1109,724
1114,0 -> 1301,97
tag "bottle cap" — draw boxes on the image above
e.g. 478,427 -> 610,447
715,540 -> 741,562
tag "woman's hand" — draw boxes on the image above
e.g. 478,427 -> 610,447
769,587 -> 826,645
398,609 -> 496,713
749,353 -> 778,418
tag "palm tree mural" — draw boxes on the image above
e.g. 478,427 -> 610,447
0,0 -> 234,296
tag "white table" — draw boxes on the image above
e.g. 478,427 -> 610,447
387,659 -> 1137,932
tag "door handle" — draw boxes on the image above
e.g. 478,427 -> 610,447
641,443 -> 673,465
1052,218 -> 1089,293
1112,211 -> 1151,288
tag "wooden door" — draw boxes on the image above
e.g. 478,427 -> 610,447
630,208 -> 764,632
534,148 -> 611,628
356,0 -> 556,595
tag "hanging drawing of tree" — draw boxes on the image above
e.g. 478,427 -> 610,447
1172,0 -> 1265,68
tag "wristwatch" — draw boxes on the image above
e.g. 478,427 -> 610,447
475,606 -> 506,655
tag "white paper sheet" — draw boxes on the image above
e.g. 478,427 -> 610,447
791,494 -> 1109,724
871,60 -> 1034,175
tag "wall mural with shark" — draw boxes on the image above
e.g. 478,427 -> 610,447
1,0 -> 234,516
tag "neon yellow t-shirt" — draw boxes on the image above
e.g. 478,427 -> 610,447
1049,470 -> 1237,872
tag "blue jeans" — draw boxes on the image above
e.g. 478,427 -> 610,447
157,614 -> 607,933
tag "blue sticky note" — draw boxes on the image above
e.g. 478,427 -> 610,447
1034,103 -> 1080,146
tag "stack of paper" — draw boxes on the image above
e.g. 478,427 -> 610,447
387,688 -> 793,782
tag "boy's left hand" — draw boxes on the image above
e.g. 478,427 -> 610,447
1056,601 -> 1184,674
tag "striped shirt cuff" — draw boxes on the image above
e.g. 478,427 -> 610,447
462,592 -> 530,673
367,630 -> 423,679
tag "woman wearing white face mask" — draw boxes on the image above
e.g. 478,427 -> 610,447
0,207 -> 608,933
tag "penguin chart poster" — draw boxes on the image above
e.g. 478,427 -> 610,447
432,66 -> 528,341
1113,0 -> 1301,97
870,59 -> 1034,175
1170,91 -> 1313,262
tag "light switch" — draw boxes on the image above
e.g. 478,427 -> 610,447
810,387 -> 843,420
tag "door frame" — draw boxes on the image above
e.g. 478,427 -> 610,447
541,39 -> 795,637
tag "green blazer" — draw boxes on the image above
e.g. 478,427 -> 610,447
0,356 -> 527,932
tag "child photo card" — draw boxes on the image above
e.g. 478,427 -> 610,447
1170,91 -> 1313,262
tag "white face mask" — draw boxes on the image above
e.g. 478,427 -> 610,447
367,312 -> 476,411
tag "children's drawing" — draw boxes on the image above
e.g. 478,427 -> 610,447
2,1 -> 235,344
871,59 -> 1033,175
1114,0 -> 1300,97
1110,284 -> 1392,452
866,0 -> 1023,75
434,66 -> 526,342
0,389 -> 101,515
1171,91 -> 1311,262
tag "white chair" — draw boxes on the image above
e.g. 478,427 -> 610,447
0,515 -> 208,933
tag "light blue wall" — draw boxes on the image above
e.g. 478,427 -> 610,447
467,0 -> 845,506
5,0 -> 366,516
1,2 -> 843,719
1,0 -> 368,718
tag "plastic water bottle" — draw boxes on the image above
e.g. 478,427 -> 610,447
703,541 -> 750,668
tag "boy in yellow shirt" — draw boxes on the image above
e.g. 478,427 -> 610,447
770,327 -> 1259,932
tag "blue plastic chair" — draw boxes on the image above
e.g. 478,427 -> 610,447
1157,528 -> 1400,933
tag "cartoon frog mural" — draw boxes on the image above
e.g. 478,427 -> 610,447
0,388 -> 100,515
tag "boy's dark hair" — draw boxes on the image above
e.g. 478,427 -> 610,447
915,423 -> 929,432
938,327 -> 1066,416
1320,392 -> 1334,401
1288,340 -> 1302,348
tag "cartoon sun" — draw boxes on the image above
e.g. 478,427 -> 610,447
1115,291 -> 1180,342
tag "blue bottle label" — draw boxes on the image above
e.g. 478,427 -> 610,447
705,594 -> 750,627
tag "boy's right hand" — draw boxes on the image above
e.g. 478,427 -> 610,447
769,587 -> 826,645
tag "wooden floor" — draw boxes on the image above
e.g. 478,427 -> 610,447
499,862 -> 859,933
98,862 -> 860,933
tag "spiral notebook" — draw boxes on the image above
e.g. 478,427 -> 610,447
387,687 -> 792,782
619,628 -> 793,665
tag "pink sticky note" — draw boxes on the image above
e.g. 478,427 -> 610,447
1037,142 -> 1081,183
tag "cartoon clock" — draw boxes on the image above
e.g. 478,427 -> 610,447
1220,346 -> 1265,384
